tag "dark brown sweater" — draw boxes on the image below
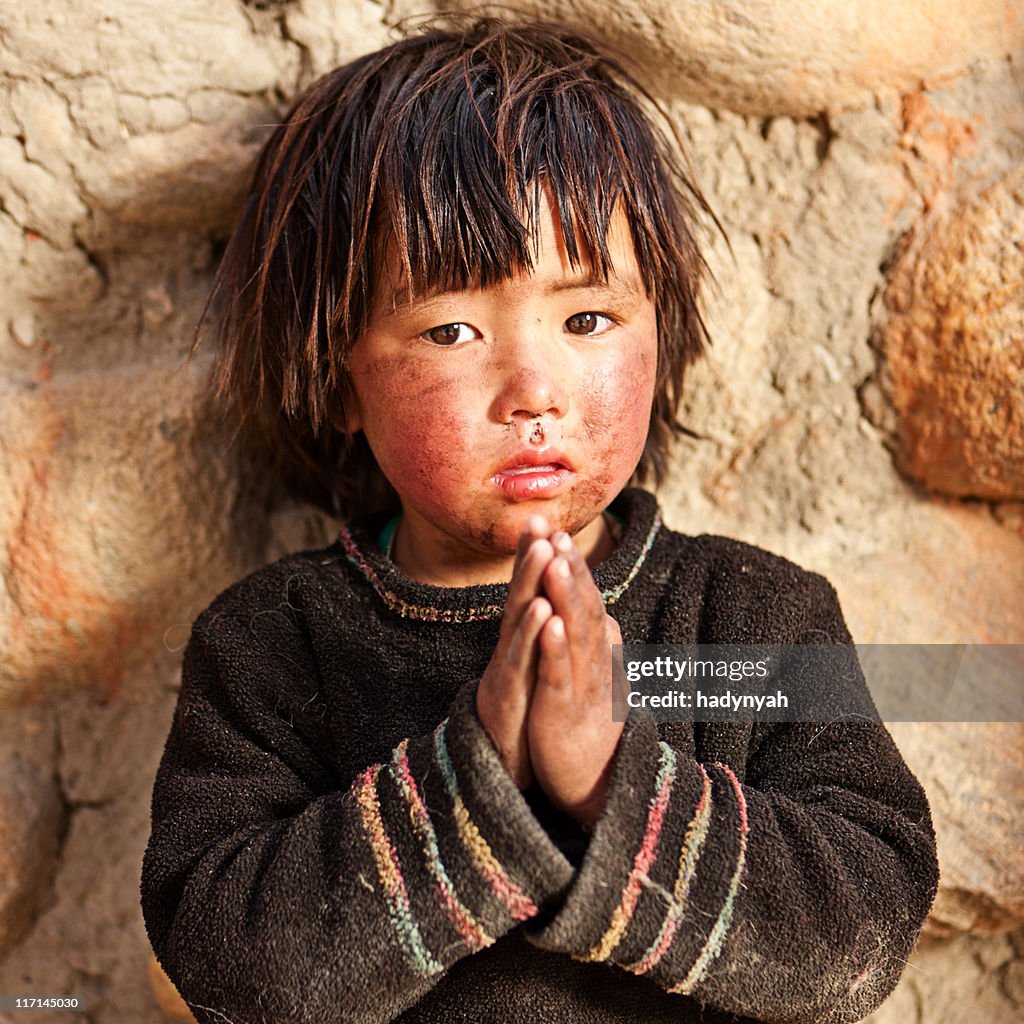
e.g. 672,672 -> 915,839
141,488 -> 938,1024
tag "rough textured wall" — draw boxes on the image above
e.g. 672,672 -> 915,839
0,1 -> 1021,1021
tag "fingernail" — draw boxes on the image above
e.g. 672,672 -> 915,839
550,617 -> 565,638
529,538 -> 551,561
553,531 -> 572,553
556,557 -> 571,578
527,515 -> 548,535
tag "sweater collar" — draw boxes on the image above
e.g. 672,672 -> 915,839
337,488 -> 662,624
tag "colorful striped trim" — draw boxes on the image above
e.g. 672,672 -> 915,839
433,721 -> 538,922
338,509 -> 662,621
580,741 -> 678,963
354,763 -> 442,977
338,529 -> 503,622
625,762 -> 713,975
390,740 -> 494,952
600,509 -> 661,605
669,763 -> 750,994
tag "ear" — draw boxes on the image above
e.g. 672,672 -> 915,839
341,403 -> 362,435
330,406 -> 361,435
329,381 -> 362,435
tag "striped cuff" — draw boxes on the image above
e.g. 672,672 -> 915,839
351,682 -> 576,980
525,718 -> 749,995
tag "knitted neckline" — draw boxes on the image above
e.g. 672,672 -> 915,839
338,488 -> 662,623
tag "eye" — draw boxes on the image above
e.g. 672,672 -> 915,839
564,312 -> 615,337
420,322 -> 481,346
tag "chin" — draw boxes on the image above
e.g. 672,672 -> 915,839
493,497 -> 608,545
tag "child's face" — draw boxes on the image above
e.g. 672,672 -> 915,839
346,194 -> 658,584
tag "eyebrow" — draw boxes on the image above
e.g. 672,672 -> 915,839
543,271 -> 646,301
389,270 -> 638,309
375,270 -> 647,321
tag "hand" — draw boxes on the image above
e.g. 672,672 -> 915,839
527,532 -> 625,829
476,516 -> 556,789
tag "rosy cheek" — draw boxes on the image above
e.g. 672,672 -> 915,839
354,356 -> 477,494
585,344 -> 657,458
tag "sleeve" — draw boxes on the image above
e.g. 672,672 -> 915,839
523,574 -> 939,1024
140,601 -> 575,1024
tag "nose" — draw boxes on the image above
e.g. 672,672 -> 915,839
492,368 -> 567,424
489,335 -> 569,427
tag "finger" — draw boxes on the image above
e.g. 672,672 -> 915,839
551,531 -> 600,592
550,530 -> 574,561
565,536 -> 606,608
525,513 -> 551,540
537,615 -> 573,696
514,514 -> 550,571
575,608 -> 617,691
543,552 -> 602,680
505,596 -> 552,674
543,549 -> 605,666
570,542 -> 610,656
502,538 -> 555,641
548,533 -> 604,613
513,539 -> 555,610
541,553 -> 575,620
554,545 -> 615,693
551,530 -> 587,580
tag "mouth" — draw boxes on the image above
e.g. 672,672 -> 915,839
489,450 -> 574,500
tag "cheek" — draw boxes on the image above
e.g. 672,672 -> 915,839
584,342 -> 658,459
352,355 -> 478,492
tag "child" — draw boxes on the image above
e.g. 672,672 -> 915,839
141,18 -> 938,1024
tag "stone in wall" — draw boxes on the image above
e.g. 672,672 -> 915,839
433,0 -> 1024,115
833,502 -> 1024,646
0,753 -> 63,959
831,501 -> 1024,935
0,0 -> 298,388
0,363 -> 265,707
871,166 -> 1024,500
864,929 -> 1024,1024
892,721 -> 1024,936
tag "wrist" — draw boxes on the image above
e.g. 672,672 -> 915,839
476,690 -> 533,790
550,764 -> 611,831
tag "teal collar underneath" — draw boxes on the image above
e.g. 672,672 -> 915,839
377,515 -> 401,557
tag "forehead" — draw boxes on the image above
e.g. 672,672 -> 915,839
373,195 -> 647,315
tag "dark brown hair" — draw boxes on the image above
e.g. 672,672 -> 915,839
200,17 -> 718,517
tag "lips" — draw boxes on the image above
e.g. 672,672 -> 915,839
494,448 -> 572,473
500,463 -> 563,475
490,449 -> 574,500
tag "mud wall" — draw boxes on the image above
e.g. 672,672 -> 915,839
1,2 -> 1021,1021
